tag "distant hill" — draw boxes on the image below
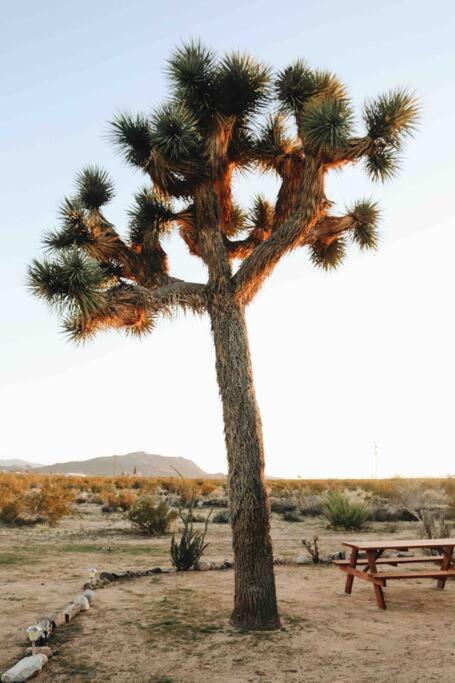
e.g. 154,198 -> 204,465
35,451 -> 222,478
0,458 -> 42,471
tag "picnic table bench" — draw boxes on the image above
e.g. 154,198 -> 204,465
334,538 -> 455,609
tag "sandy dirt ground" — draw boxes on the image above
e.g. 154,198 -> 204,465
1,505 -> 454,682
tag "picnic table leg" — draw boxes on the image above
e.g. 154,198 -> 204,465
366,549 -> 387,610
436,546 -> 454,589
344,548 -> 358,594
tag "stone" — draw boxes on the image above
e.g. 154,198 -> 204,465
83,589 -> 95,603
296,553 -> 311,565
51,611 -> 66,628
74,595 -> 90,611
213,562 -> 226,570
223,559 -> 234,569
1,654 -> 48,682
195,561 -> 211,571
25,647 -> 52,658
63,602 -> 81,622
100,572 -> 115,581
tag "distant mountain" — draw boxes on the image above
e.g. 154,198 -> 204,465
0,458 -> 42,471
35,451 -> 222,478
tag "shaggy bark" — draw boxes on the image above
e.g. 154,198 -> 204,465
208,290 -> 281,630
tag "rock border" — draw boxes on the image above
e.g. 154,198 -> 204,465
1,590 -> 94,683
2,557 -> 305,681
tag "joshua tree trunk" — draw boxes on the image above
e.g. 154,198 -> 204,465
208,291 -> 281,630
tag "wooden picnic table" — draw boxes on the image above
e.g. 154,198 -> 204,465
334,538 -> 455,609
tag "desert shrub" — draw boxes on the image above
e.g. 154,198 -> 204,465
302,536 -> 321,563
420,511 -> 452,553
200,482 -> 216,497
170,499 -> 211,571
212,509 -> 230,524
393,484 -> 450,523
270,497 -> 297,513
0,499 -> 27,525
26,480 -> 74,526
282,510 -> 302,522
323,491 -> 368,530
106,489 -> 137,511
128,496 -> 177,536
0,477 -> 73,526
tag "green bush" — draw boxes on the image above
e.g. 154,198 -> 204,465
322,491 -> 368,530
128,497 -> 177,536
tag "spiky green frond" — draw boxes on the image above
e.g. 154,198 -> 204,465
27,250 -> 107,316
363,89 -> 419,148
248,195 -> 274,231
62,283 -> 155,343
75,166 -> 114,210
43,198 -> 90,252
150,103 -> 200,164
167,40 -> 217,119
310,237 -> 346,270
275,60 -> 346,114
109,112 -> 152,168
299,98 -> 353,155
229,204 -> 248,234
348,199 -> 380,250
215,53 -> 271,118
43,224 -> 91,252
365,145 -> 400,181
255,114 -> 294,171
128,188 -> 174,247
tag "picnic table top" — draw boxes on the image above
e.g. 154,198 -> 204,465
342,538 -> 455,551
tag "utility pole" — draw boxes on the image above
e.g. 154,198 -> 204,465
373,441 -> 378,479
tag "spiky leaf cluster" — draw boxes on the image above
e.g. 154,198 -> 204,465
109,112 -> 152,169
275,60 -> 346,114
128,188 -> 174,248
28,250 -> 108,316
310,237 -> 346,271
247,196 -> 274,232
362,89 -> 419,182
43,198 -> 90,252
76,166 -> 115,209
299,98 -> 354,155
166,41 -> 218,121
255,114 -> 295,172
348,199 -> 380,250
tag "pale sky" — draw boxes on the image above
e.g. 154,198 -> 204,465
1,0 -> 454,477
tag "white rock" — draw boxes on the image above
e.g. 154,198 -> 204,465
51,610 -> 66,627
196,561 -> 211,571
83,589 -> 95,603
1,654 -> 48,682
74,595 -> 90,611
63,602 -> 81,622
296,553 -> 311,564
25,647 -> 52,658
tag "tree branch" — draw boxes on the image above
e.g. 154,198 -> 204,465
233,161 -> 325,304
146,279 -> 207,316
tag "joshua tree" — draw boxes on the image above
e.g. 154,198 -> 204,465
28,42 -> 418,630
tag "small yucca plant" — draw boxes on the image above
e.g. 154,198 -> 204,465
170,495 -> 211,570
323,491 -> 368,530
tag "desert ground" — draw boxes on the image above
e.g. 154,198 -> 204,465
1,502 -> 455,682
